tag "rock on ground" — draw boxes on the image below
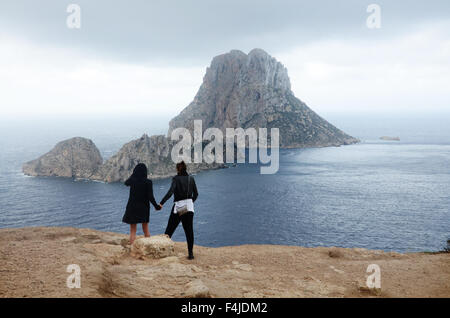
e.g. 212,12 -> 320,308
184,279 -> 210,298
131,235 -> 175,259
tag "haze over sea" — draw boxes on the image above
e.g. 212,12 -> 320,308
0,113 -> 449,253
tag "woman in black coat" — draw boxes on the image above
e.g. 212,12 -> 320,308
159,161 -> 198,259
122,163 -> 160,244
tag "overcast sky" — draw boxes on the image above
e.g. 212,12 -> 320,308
0,0 -> 449,119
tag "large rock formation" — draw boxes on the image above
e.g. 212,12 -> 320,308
169,48 -> 358,147
22,137 -> 103,179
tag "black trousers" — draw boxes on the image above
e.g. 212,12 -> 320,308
165,209 -> 194,254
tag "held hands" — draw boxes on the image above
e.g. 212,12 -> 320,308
156,203 -> 163,211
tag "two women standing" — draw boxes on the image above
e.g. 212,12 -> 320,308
122,161 -> 198,260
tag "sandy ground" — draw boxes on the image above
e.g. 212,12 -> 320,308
0,227 -> 449,298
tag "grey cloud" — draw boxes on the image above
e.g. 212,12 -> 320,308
0,0 -> 449,65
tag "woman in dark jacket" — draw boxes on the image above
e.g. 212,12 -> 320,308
159,161 -> 198,259
122,163 -> 160,244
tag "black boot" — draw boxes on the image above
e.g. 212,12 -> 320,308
188,251 -> 194,260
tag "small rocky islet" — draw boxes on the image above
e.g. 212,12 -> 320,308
380,136 -> 400,141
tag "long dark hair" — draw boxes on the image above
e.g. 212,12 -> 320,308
176,161 -> 187,176
132,163 -> 148,180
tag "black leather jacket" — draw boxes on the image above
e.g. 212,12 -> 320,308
160,173 -> 198,205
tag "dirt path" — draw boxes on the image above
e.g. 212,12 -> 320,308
0,227 -> 449,297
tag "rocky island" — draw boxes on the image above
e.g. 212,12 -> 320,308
380,136 -> 400,141
0,227 -> 448,298
90,134 -> 223,182
169,48 -> 358,148
23,49 -> 359,182
22,137 -> 103,179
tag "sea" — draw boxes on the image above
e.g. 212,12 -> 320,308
0,113 -> 449,253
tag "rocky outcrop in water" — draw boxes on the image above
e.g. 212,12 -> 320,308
22,134 -> 222,182
91,134 -> 171,182
169,48 -> 358,147
380,136 -> 400,141
90,134 -> 223,182
22,137 -> 103,179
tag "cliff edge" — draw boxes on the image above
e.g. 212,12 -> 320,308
0,227 -> 448,298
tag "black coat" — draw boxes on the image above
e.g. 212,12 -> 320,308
122,176 -> 159,224
160,173 -> 198,206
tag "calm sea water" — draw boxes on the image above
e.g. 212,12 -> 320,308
0,114 -> 449,252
